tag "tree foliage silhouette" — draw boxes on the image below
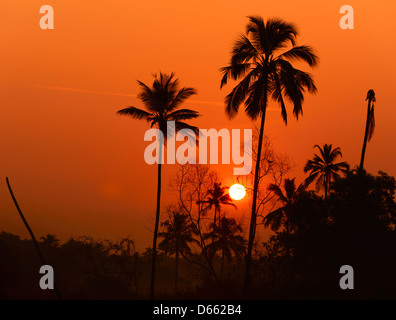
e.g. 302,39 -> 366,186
263,178 -> 303,259
117,72 -> 200,298
220,16 -> 318,295
204,217 -> 247,278
198,182 -> 236,244
264,178 -> 301,233
40,234 -> 60,247
304,144 -> 349,199
159,210 -> 199,293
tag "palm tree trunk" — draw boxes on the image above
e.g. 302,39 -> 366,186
359,97 -> 372,172
324,175 -> 328,199
244,92 -> 268,297
150,143 -> 163,299
6,177 -> 62,299
175,249 -> 179,294
221,245 -> 225,279
285,220 -> 290,259
212,206 -> 218,245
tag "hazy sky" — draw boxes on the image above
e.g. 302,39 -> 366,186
1,0 -> 395,250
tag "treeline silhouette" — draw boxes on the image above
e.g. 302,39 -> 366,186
1,168 -> 395,299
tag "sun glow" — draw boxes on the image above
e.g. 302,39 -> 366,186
229,184 -> 246,200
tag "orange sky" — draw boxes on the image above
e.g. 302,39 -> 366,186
1,0 -> 395,251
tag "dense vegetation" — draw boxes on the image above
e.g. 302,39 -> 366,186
1,168 -> 395,299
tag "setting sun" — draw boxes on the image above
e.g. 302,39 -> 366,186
229,184 -> 246,200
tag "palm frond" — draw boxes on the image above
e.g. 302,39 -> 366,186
244,76 -> 267,120
266,18 -> 298,53
283,178 -> 296,200
278,45 -> 319,67
168,87 -> 197,111
224,71 -> 254,118
117,106 -> 151,120
271,72 -> 288,124
246,16 -> 267,54
268,183 -> 287,203
168,109 -> 200,121
230,34 -> 260,65
304,171 -> 319,188
263,208 -> 284,231
136,80 -> 163,112
220,63 -> 252,88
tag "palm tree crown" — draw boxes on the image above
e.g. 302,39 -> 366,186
117,72 -> 200,139
264,178 -> 301,232
199,182 -> 237,243
204,217 -> 247,277
40,233 -> 60,247
159,211 -> 198,257
304,144 -> 349,198
220,16 -> 318,122
201,182 -> 236,219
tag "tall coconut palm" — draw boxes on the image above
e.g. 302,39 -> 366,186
199,182 -> 236,243
159,210 -> 199,294
359,89 -> 376,172
204,217 -> 247,278
117,72 -> 200,299
304,144 -> 349,199
220,16 -> 318,294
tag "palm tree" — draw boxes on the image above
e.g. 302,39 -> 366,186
204,217 -> 247,278
359,89 -> 376,172
304,144 -> 349,199
220,16 -> 318,294
158,210 -> 199,294
264,178 -> 299,233
117,72 -> 200,299
264,178 -> 301,258
199,182 -> 236,243
40,233 -> 60,247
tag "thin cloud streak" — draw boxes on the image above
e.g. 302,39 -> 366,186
35,84 -> 277,110
36,85 -> 138,98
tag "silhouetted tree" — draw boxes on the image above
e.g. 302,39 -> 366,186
117,72 -> 200,298
204,217 -> 247,278
304,144 -> 349,199
359,89 -> 376,172
107,237 -> 140,295
198,182 -> 236,244
264,178 -> 313,263
264,178 -> 301,236
40,234 -> 60,247
172,163 -> 220,280
159,210 -> 199,293
220,16 -> 318,294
